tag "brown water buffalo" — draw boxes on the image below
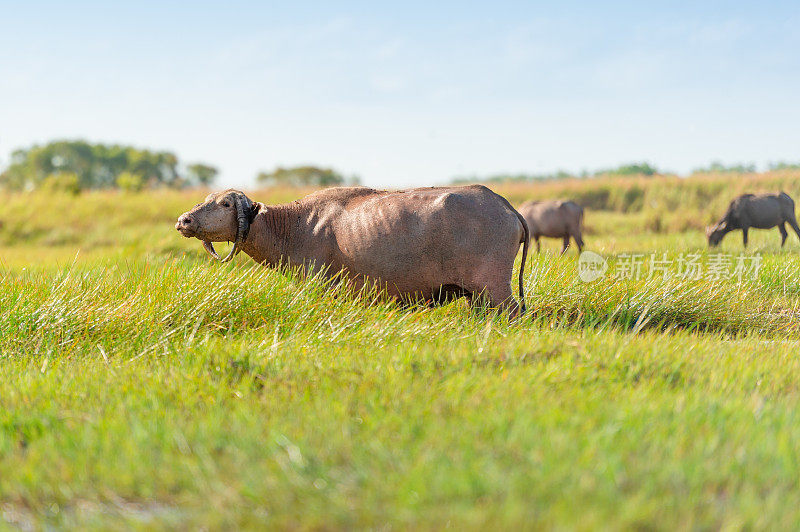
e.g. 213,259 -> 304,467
176,185 -> 529,315
517,200 -> 584,254
707,192 -> 800,247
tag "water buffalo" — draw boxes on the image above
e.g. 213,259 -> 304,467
517,200 -> 584,254
176,185 -> 529,315
706,192 -> 800,248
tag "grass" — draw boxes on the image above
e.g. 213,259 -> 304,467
3,174 -> 800,528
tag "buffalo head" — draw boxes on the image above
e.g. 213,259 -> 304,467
706,222 -> 727,247
176,189 -> 259,261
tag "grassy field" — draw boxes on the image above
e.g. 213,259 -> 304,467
3,173 -> 800,529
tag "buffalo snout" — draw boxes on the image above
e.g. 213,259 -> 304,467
175,213 -> 197,236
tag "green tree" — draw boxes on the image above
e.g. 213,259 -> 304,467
768,161 -> 800,171
116,171 -> 145,192
691,161 -> 757,175
0,139 -> 204,191
186,163 -> 219,186
256,165 -> 359,187
595,162 -> 659,177
452,169 -> 575,184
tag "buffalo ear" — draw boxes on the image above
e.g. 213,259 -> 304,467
249,201 -> 262,224
706,221 -> 725,236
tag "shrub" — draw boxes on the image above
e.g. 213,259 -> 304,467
116,172 -> 145,193
40,172 -> 82,195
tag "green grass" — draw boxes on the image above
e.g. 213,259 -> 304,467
3,182 -> 800,529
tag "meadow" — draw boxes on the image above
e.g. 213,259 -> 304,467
3,171 -> 800,529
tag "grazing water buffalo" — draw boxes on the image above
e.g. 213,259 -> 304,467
517,200 -> 584,254
176,186 -> 529,315
707,192 -> 800,248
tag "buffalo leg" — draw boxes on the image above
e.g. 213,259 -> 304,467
561,236 -> 570,255
490,287 -> 521,319
468,282 -> 520,318
573,233 -> 585,253
788,217 -> 800,242
779,223 -> 788,247
742,227 -> 749,248
535,236 -> 541,253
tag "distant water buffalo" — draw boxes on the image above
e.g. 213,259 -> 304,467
517,200 -> 585,254
707,192 -> 800,247
176,185 -> 529,316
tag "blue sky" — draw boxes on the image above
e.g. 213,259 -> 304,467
1,1 -> 799,187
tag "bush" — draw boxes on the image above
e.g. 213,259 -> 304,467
256,166 -> 359,187
594,162 -> 659,177
40,172 -> 82,195
116,172 -> 145,193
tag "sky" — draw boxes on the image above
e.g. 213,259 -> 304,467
1,0 -> 799,188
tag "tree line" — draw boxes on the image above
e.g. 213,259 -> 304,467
255,166 -> 359,187
454,160 -> 800,184
0,140 -> 360,192
0,140 -> 219,193
4,140 -> 795,192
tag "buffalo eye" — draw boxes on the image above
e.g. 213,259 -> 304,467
221,201 -> 231,208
